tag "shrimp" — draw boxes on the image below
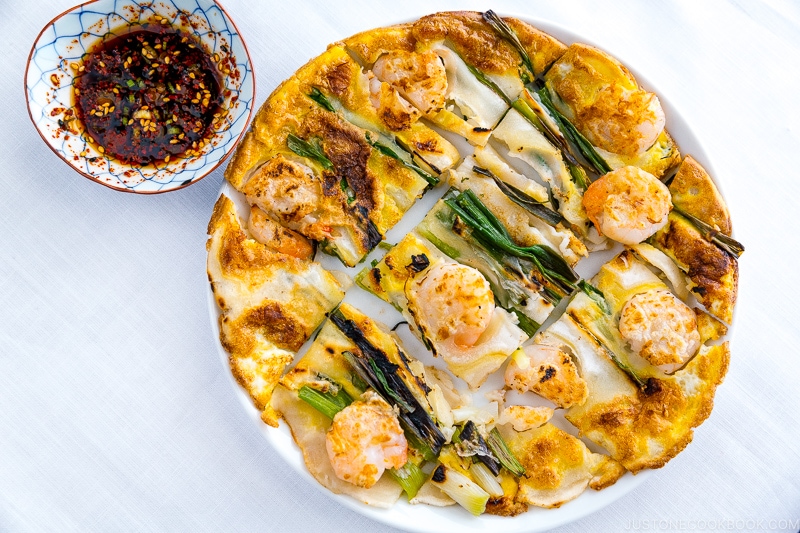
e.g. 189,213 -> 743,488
243,155 -> 322,230
366,71 -> 421,130
406,262 -> 495,348
504,344 -> 588,408
372,50 -> 447,115
582,165 -> 672,245
618,289 -> 701,373
582,86 -> 666,157
248,206 -> 315,260
325,390 -> 408,488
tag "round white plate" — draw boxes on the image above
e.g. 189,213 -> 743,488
207,13 -> 725,533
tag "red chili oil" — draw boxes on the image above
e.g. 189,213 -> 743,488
74,23 -> 223,166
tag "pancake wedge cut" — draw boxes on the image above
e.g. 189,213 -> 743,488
543,43 -> 681,178
207,194 -> 345,426
209,10 -> 741,520
500,423 -> 625,509
356,231 -> 528,388
534,250 -> 730,472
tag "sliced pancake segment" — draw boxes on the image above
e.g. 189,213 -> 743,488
534,251 -> 730,472
649,155 -> 739,324
207,194 -> 345,426
345,12 -> 568,146
356,231 -> 527,388
500,423 -> 625,508
225,47 -> 447,267
543,43 -> 681,178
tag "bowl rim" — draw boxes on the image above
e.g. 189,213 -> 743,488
24,0 -> 256,194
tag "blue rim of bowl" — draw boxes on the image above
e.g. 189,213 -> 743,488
24,0 -> 255,194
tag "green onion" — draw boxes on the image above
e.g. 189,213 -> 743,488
473,166 -> 564,227
287,133 -> 334,170
455,421 -> 500,475
486,427 -> 525,477
365,134 -> 439,186
388,461 -> 428,499
463,60 -> 512,106
430,464 -> 489,516
298,384 -> 353,420
126,79 -> 136,88
511,309 -> 540,336
340,177 -> 356,204
578,280 -> 611,315
672,208 -> 744,258
308,87 -> 336,112
470,462 -> 504,497
444,189 -> 580,298
330,310 -> 446,457
568,310 -> 648,389
537,88 -> 612,175
482,10 -> 536,83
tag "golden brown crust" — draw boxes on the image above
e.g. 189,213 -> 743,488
342,24 -> 417,66
207,194 -> 344,425
670,155 -> 732,235
505,424 -> 620,508
411,11 -> 566,75
651,212 -> 738,324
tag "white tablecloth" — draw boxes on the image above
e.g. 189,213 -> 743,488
3,0 -> 799,531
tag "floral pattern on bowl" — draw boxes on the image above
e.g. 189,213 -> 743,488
26,0 -> 254,193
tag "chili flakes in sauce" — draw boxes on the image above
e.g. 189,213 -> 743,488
74,24 -> 223,166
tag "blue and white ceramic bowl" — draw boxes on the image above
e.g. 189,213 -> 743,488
26,0 -> 255,193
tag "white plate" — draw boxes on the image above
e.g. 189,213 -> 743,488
206,13 -> 725,533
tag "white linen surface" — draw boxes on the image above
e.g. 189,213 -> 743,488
2,0 -> 799,531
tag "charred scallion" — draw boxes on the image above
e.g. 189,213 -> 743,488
672,209 -> 745,258
483,10 -> 536,83
330,310 -> 446,458
456,421 -> 501,476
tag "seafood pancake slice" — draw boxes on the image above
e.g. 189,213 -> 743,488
543,43 -> 680,178
669,155 -> 731,235
650,155 -> 738,324
356,232 -> 527,388
346,12 -> 567,145
499,423 -> 625,509
448,150 -> 588,264
650,213 -> 738,325
491,107 -> 591,236
274,303 -> 441,507
302,45 -> 460,176
206,194 -> 345,426
535,251 -> 730,472
225,53 -> 433,267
